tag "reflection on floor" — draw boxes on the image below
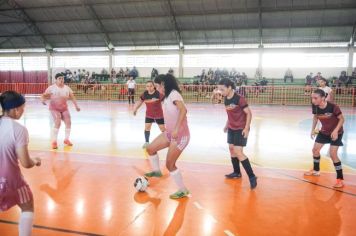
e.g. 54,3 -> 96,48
0,101 -> 356,235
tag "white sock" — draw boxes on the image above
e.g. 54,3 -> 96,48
170,169 -> 187,191
65,129 -> 71,140
149,154 -> 160,172
19,211 -> 33,236
52,128 -> 59,142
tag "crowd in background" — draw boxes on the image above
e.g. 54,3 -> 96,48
197,68 -> 248,86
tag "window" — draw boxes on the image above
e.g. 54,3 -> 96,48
23,56 -> 47,71
0,56 -> 21,70
183,54 -> 258,68
263,53 -> 348,68
114,55 -> 179,67
52,55 -> 109,68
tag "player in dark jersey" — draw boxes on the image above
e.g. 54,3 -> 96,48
305,89 -> 345,188
133,80 -> 165,148
218,78 -> 257,189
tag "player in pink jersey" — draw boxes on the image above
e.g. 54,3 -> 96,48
0,91 -> 41,236
144,74 -> 190,199
41,73 -> 80,149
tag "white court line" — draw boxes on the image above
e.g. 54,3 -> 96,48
224,230 -> 236,236
193,201 -> 204,210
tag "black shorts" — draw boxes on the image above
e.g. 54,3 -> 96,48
227,129 -> 247,147
145,117 -> 165,125
315,132 -> 343,146
128,88 -> 135,95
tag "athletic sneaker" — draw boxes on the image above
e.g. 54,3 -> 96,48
249,176 -> 258,189
333,179 -> 344,188
225,172 -> 242,179
304,170 -> 320,176
64,140 -> 73,146
142,142 -> 149,149
169,190 -> 190,199
144,171 -> 163,178
51,142 -> 58,149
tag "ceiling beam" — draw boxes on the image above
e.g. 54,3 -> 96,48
166,0 -> 183,48
0,24 -> 352,38
5,0 -> 52,50
258,0 -> 263,46
81,1 -> 114,50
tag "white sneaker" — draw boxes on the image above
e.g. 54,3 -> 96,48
304,170 -> 320,176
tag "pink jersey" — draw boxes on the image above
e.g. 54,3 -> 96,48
0,117 -> 32,211
163,90 -> 189,136
45,84 -> 73,112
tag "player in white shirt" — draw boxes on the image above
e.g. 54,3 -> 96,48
126,76 -> 136,104
41,73 -> 80,149
318,78 -> 333,102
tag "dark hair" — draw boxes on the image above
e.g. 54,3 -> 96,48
0,91 -> 26,117
218,78 -> 236,90
162,73 -> 181,98
154,74 -> 165,84
55,73 -> 64,79
313,89 -> 326,97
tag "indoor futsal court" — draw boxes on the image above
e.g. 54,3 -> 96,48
1,1 -> 356,236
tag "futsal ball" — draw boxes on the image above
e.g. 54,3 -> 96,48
134,176 -> 149,192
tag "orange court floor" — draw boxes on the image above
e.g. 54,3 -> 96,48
1,100 -> 356,236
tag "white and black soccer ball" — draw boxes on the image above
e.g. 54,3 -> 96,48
134,176 -> 149,192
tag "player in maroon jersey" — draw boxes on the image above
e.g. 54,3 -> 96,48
133,80 -> 165,148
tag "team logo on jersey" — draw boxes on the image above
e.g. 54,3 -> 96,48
225,103 -> 238,110
317,113 -> 333,119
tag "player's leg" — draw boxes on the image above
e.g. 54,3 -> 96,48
50,110 -> 62,149
143,119 -> 153,148
225,129 -> 242,179
166,136 -> 190,199
17,185 -> 34,236
234,146 -> 257,189
62,110 -> 73,146
156,118 -> 166,132
329,133 -> 344,188
305,140 -> 324,176
145,133 -> 170,177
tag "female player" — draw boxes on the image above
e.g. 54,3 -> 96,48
0,91 -> 41,236
305,89 -> 345,188
133,80 -> 165,148
126,76 -> 136,104
218,78 -> 257,189
144,74 -> 190,199
41,73 -> 80,149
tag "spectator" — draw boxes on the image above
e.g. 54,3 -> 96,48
73,71 -> 80,83
284,68 -> 294,83
129,66 -> 139,79
304,72 -> 313,95
111,68 -> 116,80
241,72 -> 248,86
101,68 -> 108,75
118,68 -> 124,79
151,68 -> 159,79
168,68 -> 174,75
200,69 -> 207,83
338,71 -> 352,87
313,72 -> 323,85
124,67 -> 130,79
318,78 -> 333,102
126,76 -> 136,104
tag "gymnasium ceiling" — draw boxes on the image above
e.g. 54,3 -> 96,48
0,0 -> 355,49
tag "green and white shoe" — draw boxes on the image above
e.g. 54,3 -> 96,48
142,142 -> 149,149
144,171 -> 163,178
169,190 -> 190,199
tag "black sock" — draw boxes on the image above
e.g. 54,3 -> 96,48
333,161 -> 343,180
144,131 -> 150,143
313,156 -> 321,171
231,157 -> 240,174
241,159 -> 255,178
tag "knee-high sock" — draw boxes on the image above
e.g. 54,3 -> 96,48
231,157 -> 240,173
149,154 -> 160,172
19,211 -> 33,236
313,156 -> 320,171
333,161 -> 343,180
65,129 -> 71,140
170,169 -> 187,191
241,158 -> 255,178
144,131 -> 150,143
52,128 -> 59,142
